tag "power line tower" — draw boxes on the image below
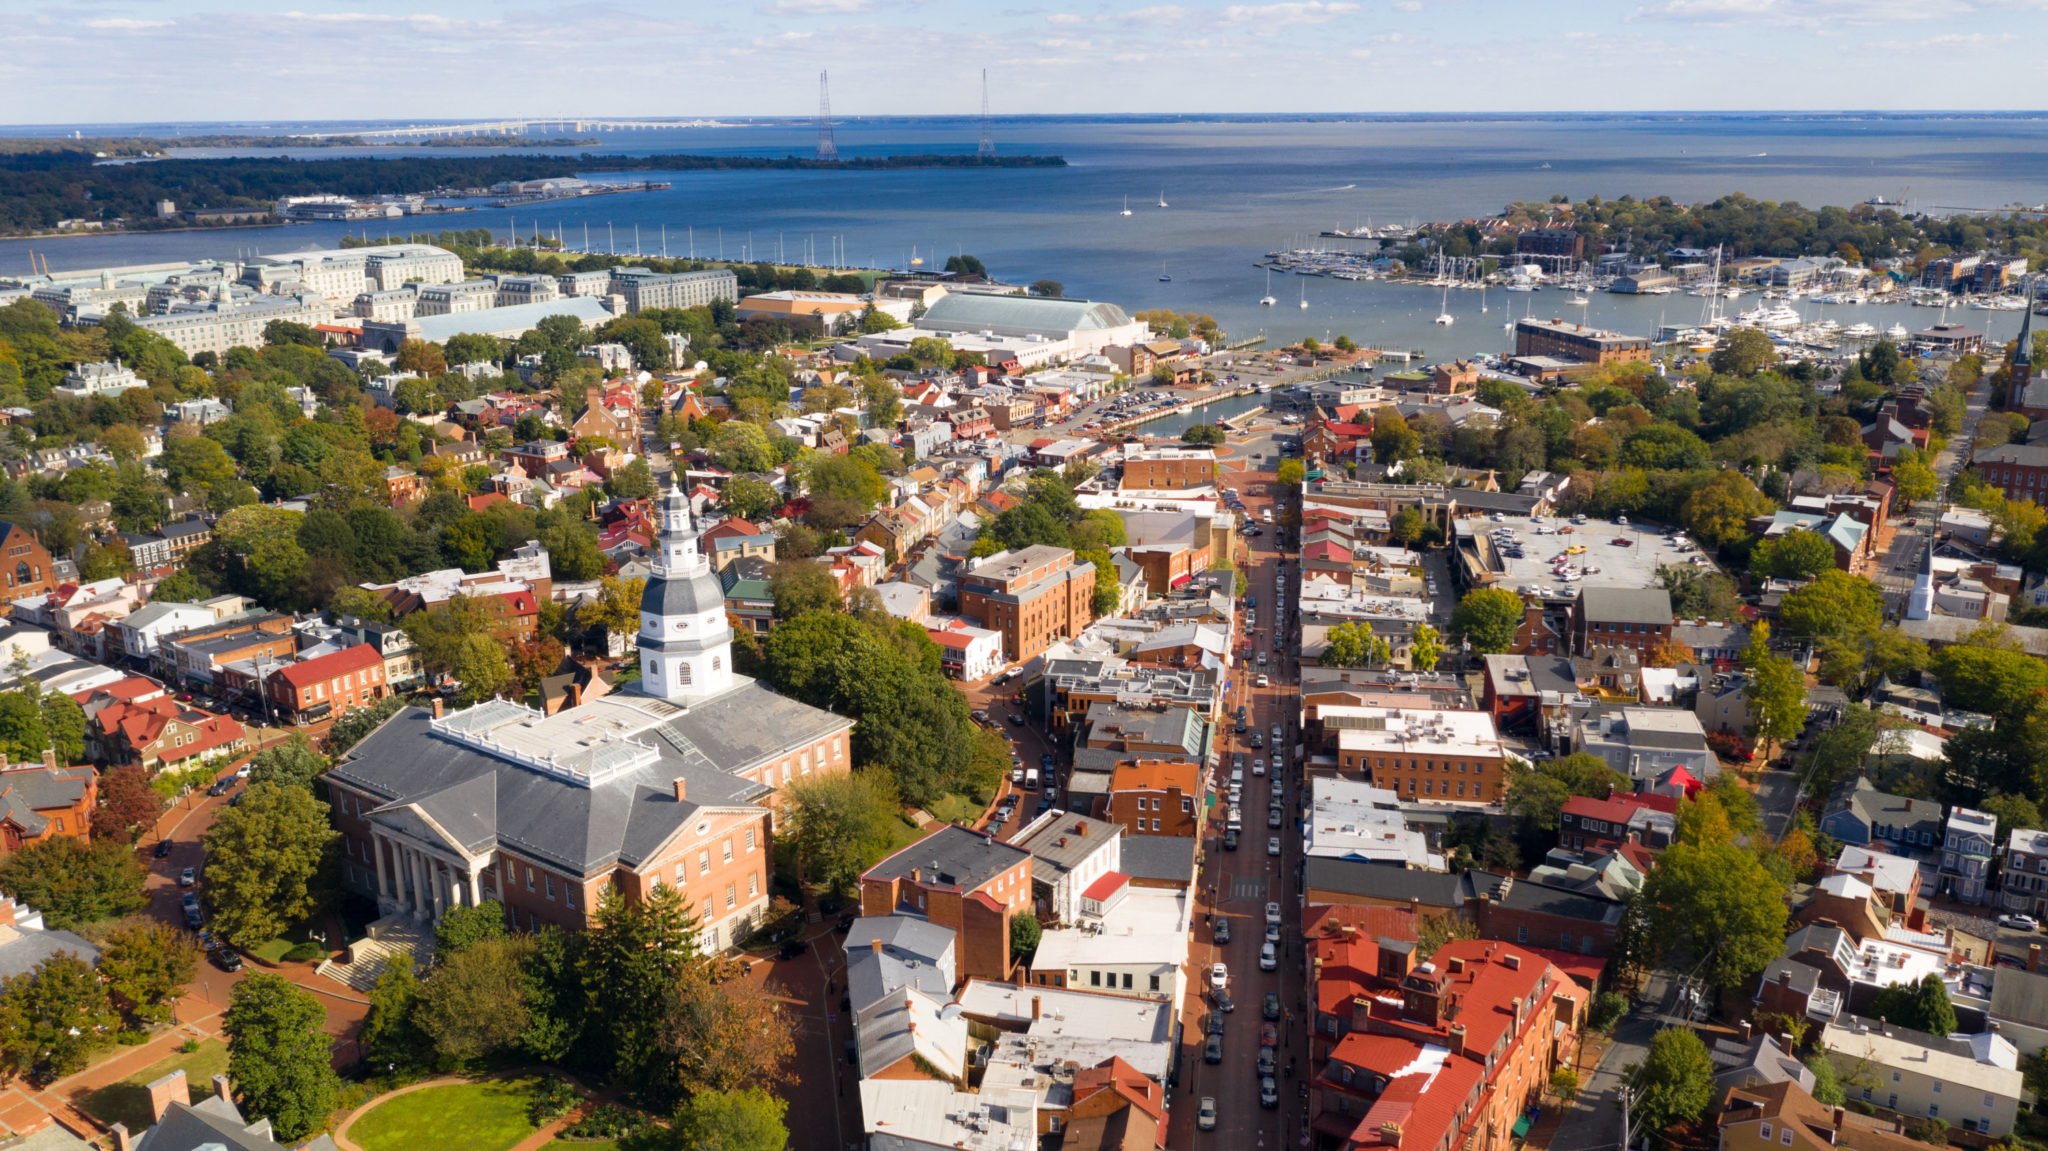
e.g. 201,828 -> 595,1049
978,69 -> 996,158
816,70 -> 838,162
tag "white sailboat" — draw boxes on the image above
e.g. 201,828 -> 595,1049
1119,196 -> 1132,217
1260,268 -> 1277,307
1299,280 -> 1309,310
1157,189 -> 1169,208
1434,275 -> 1454,326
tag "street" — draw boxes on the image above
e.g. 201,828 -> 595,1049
1546,969 -> 1672,1151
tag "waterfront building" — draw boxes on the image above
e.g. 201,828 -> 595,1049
855,294 -> 1152,368
351,288 -> 419,324
1512,318 -> 1652,369
413,280 -> 500,317
242,243 -> 462,301
735,290 -> 904,334
607,267 -> 739,311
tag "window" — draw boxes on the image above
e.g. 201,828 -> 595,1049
1150,974 -> 1161,991
1931,1082 -> 1941,1094
748,873 -> 759,898
677,661 -> 692,686
722,839 -> 734,864
1760,1125 -> 1773,1141
725,884 -> 737,910
1122,973 -> 1133,989
746,828 -> 757,851
1090,971 -> 1101,987
525,866 -> 535,891
1516,926 -> 1529,943
544,875 -> 555,900
1780,1130 -> 1793,1146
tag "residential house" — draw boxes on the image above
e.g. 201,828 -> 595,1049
1010,810 -> 1124,927
1570,706 -> 1717,786
116,1067 -> 339,1151
0,753 -> 98,854
1104,761 -> 1203,839
1026,876 -> 1191,1007
1818,1020 -> 2021,1137
1569,586 -> 1674,657
1819,777 -> 1943,852
92,697 -> 248,773
1939,807 -> 1997,905
1715,1080 -> 1923,1151
2000,828 -> 2048,919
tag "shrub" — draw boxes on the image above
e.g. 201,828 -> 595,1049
283,941 -> 324,963
563,1103 -> 648,1140
1588,991 -> 1628,1033
528,1078 -> 582,1125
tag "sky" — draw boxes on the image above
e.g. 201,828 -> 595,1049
1,0 -> 2045,125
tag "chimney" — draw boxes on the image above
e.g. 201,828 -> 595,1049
568,682 -> 584,709
1032,995 -> 1043,1021
431,697 -> 445,719
673,778 -> 688,803
42,748 -> 56,770
1447,1022 -> 1467,1056
212,1074 -> 230,1102
871,938 -> 884,956
146,1069 -> 189,1123
1741,1020 -> 1753,1043
111,1124 -> 133,1151
1076,822 -> 1087,837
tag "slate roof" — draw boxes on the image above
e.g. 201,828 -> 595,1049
1119,835 -> 1198,886
0,764 -> 94,837
0,922 -> 99,980
1303,857 -> 1472,908
1576,585 -> 1674,626
845,915 -> 956,1012
864,823 -> 1028,892
133,1095 -> 339,1151
333,688 -> 849,877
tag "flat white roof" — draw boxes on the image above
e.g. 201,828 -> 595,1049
1324,706 -> 1503,758
859,1080 -> 1038,1151
957,980 -> 1175,1080
1029,887 -> 1190,973
1306,778 -> 1442,868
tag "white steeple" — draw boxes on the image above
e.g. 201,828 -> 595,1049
1906,533 -> 1936,622
634,480 -> 733,704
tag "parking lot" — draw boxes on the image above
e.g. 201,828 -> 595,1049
1465,514 -> 1708,601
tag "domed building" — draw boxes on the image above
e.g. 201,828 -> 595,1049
324,483 -> 855,953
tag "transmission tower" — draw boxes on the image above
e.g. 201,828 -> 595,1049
978,69 -> 995,158
816,70 -> 839,161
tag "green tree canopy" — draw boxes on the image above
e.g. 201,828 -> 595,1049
781,772 -> 902,898
1682,469 -> 1774,550
1867,973 -> 1957,1037
1707,327 -> 1778,377
0,951 -> 117,1086
1631,1028 -> 1717,1134
673,1088 -> 790,1151
1449,588 -> 1524,655
200,781 -> 339,948
0,836 -> 146,930
1751,530 -> 1836,579
1777,571 -> 1883,643
223,974 -> 341,1142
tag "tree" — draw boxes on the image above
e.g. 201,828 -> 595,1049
246,735 -> 328,791
1390,506 -> 1427,546
0,837 -> 146,930
1640,838 -> 1788,990
98,921 -> 198,1028
770,562 -> 842,620
1777,571 -> 1883,642
1682,469 -> 1773,550
91,764 -> 163,845
1322,621 -> 1390,668
1182,424 -> 1225,446
1413,912 -> 1479,962
583,885 -> 701,1099
1548,1067 -> 1581,1103
1631,1028 -> 1717,1134
1504,753 -> 1627,830
1011,911 -> 1042,959
1892,449 -> 1939,504
1742,623 -> 1806,758
1930,635 -> 2048,717
394,339 -> 447,377
712,420 -> 777,474
577,575 -> 645,653
780,772 -> 903,898
1867,973 -> 1957,1037
37,692 -> 85,766
1708,327 -> 1777,377
1027,279 -> 1064,298
1275,458 -> 1305,486
0,692 -> 47,765
1659,565 -> 1742,622
607,458 -> 656,501
1450,588 -> 1524,655
361,954 -> 428,1077
1411,623 -> 1442,671
414,935 -> 535,1065
1806,1053 -> 1844,1106
721,476 -> 780,521
943,254 -> 988,277
222,975 -> 341,1143
673,1088 -> 790,1151
0,951 -> 116,1086
1751,530 -> 1836,579
659,963 -> 796,1100
433,899 -> 509,960
1980,793 -> 2045,838
200,782 -> 339,948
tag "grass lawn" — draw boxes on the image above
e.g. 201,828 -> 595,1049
249,939 -> 294,964
76,1040 -> 230,1133
348,1077 -> 542,1151
927,793 -> 987,825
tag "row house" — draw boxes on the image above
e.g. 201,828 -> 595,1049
120,519 -> 213,576
220,644 -> 391,726
92,695 -> 248,773
162,614 -> 298,687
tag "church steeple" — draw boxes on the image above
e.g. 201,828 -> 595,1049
634,479 -> 733,705
2018,276 -> 2036,374
1906,531 -> 1936,622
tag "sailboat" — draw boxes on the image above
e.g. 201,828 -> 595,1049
1298,280 -> 1309,310
1119,196 -> 1132,217
1260,268 -> 1277,307
1433,275 -> 1454,326
1158,263 -> 1171,283
1157,189 -> 1169,208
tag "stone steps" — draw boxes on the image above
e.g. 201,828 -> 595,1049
316,915 -> 433,992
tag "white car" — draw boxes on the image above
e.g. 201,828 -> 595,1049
1210,962 -> 1229,991
1265,901 -> 1282,927
1267,836 -> 1281,856
1197,1097 -> 1218,1131
1259,941 -> 1278,971
2000,913 -> 2041,932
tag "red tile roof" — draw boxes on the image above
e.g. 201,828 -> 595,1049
273,644 -> 382,691
1082,871 -> 1130,902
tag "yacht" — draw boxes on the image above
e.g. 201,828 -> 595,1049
1299,280 -> 1309,310
1844,322 -> 1878,338
1885,322 -> 1909,340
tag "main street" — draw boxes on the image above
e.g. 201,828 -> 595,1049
1167,418 -> 1309,1148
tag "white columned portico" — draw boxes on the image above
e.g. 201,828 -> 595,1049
371,832 -> 391,901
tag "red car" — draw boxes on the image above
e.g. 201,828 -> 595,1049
1261,1022 -> 1278,1049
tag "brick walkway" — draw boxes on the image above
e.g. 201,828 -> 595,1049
0,1011 -> 223,1142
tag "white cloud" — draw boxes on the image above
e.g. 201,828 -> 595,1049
83,17 -> 172,30
1221,1 -> 1361,25
767,0 -> 875,12
1045,11 -> 1089,23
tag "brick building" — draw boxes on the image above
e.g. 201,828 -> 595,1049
1326,705 -> 1507,804
264,644 -> 391,726
958,545 -> 1097,662
1104,760 -> 1203,838
0,753 -> 98,853
1512,318 -> 1652,368
1119,446 -> 1218,492
1569,585 -> 1674,657
1972,443 -> 2048,503
0,521 -> 54,615
860,824 -> 1032,983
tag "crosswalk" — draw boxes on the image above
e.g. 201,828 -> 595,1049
1231,876 -> 1268,901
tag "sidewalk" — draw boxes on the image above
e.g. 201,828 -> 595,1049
0,1011 -> 223,1141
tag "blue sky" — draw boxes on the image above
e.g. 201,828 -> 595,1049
1,0 -> 2043,124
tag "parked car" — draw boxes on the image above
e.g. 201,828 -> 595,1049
1223,828 -> 1239,851
1260,1076 -> 1279,1109
1266,901 -> 1282,927
1197,1098 -> 1218,1131
2001,913 -> 2041,932
154,839 -> 173,859
1215,918 -> 1232,944
1205,1033 -> 1224,1063
1259,941 -> 1277,971
211,946 -> 243,973
1263,992 -> 1282,1020
1267,836 -> 1281,857
1261,1022 -> 1279,1048
181,894 -> 203,929
178,867 -> 196,888
1210,962 -> 1228,991
1214,987 -> 1234,1013
1267,807 -> 1283,829
1206,1011 -> 1226,1037
1257,1047 -> 1277,1078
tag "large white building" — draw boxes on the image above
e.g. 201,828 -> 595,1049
55,360 -> 148,399
853,294 -> 1152,368
133,288 -> 336,358
242,243 -> 463,301
1820,1021 -> 2022,1137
